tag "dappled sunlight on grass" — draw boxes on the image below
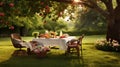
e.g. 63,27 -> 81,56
83,35 -> 105,44
82,45 -> 120,67
0,37 -> 12,46
22,37 -> 34,41
0,46 -> 14,63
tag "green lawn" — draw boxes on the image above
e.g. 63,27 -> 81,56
1,35 -> 120,67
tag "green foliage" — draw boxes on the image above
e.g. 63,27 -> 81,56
38,30 -> 46,34
75,9 -> 106,33
43,19 -> 68,31
0,0 -> 69,29
64,30 -> 106,36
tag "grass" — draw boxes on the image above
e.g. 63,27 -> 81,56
1,35 -> 120,67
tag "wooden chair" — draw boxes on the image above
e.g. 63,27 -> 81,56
78,34 -> 84,52
65,34 -> 84,57
11,33 -> 26,50
10,33 -> 29,56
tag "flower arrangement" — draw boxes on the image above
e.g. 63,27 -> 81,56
60,34 -> 69,38
44,33 -> 50,38
50,31 -> 55,35
49,31 -> 57,38
38,31 -> 58,38
38,34 -> 45,38
95,39 -> 120,51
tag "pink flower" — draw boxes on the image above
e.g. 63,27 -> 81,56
40,2 -> 44,5
112,40 -> 119,46
0,2 -> 4,6
0,12 -> 5,16
9,3 -> 14,7
9,26 -> 14,30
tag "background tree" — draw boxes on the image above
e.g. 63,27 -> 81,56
80,0 -> 120,43
54,0 -> 120,43
75,9 -> 106,34
0,0 -> 69,35
1,0 -> 119,44
43,19 -> 68,32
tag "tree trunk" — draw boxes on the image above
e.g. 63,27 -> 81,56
106,5 -> 120,44
106,19 -> 120,44
20,27 -> 28,36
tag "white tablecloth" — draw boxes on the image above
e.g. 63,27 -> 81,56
32,36 -> 76,50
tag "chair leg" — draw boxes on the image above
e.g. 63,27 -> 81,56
65,47 -> 70,56
19,48 -> 22,51
65,46 -> 80,57
27,48 -> 31,55
76,47 -> 80,56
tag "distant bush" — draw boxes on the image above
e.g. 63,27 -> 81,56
39,30 -> 45,34
63,30 -> 106,36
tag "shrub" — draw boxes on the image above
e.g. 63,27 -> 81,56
95,39 -> 120,52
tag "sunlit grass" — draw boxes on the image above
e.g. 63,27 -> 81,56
83,35 -> 105,44
82,45 -> 120,67
22,37 -> 34,41
1,35 -> 120,67
0,46 -> 14,63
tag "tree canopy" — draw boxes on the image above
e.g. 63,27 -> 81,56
0,0 -> 69,29
52,0 -> 120,43
0,0 -> 120,43
75,9 -> 106,32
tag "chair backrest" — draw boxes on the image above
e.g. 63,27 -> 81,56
70,39 -> 78,45
78,34 -> 84,46
67,34 -> 84,46
10,33 -> 23,48
11,33 -> 21,40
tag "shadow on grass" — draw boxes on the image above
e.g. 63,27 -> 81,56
0,49 -> 85,67
82,44 -> 120,67
1,43 -> 120,67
